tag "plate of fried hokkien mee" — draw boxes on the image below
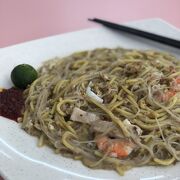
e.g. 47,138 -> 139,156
0,19 -> 180,180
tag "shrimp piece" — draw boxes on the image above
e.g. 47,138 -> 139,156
175,77 -> 180,84
172,76 -> 180,92
155,89 -> 176,102
96,136 -> 136,158
161,90 -> 176,102
155,76 -> 180,102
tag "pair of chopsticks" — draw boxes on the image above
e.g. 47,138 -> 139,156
88,18 -> 180,49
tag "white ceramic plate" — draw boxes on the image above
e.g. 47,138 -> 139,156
0,19 -> 180,180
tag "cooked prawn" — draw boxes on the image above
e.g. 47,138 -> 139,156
175,76 -> 180,84
161,90 -> 176,102
96,136 -> 136,158
156,76 -> 180,102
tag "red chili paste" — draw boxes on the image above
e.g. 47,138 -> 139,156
0,88 -> 24,121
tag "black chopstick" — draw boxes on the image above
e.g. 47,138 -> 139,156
88,18 -> 180,49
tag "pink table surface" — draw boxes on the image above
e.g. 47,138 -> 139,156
0,0 -> 180,48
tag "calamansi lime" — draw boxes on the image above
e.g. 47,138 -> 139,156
11,64 -> 38,89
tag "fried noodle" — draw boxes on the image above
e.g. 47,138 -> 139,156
22,48 -> 180,175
